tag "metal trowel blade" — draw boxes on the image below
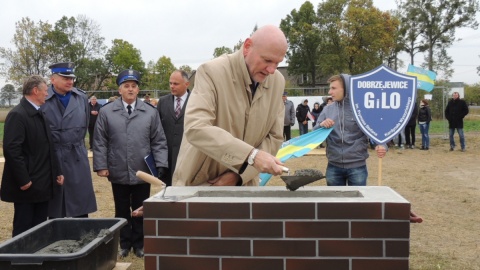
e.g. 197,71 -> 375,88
280,175 -> 325,191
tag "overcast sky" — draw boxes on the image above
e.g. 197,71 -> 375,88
1,0 -> 479,86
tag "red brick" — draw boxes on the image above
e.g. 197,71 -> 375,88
254,240 -> 316,256
353,259 -> 408,270
144,255 -> 156,270
144,201 -> 186,218
144,219 -> 156,236
144,237 -> 187,254
223,258 -> 284,270
351,221 -> 410,238
158,256 -> 219,270
190,239 -> 250,256
386,240 -> 410,257
189,202 -> 250,219
285,221 -> 349,238
253,203 -> 315,219
157,220 -> 218,237
318,202 -> 382,219
286,259 -> 349,270
222,221 -> 283,238
318,240 -> 383,257
385,203 -> 410,220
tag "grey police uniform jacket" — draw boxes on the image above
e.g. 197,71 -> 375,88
93,98 -> 168,185
41,86 -> 97,217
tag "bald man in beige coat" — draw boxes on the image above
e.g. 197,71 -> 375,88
173,25 -> 288,186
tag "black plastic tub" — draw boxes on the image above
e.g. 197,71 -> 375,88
0,218 -> 127,270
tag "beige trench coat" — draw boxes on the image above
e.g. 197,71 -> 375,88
173,49 -> 285,186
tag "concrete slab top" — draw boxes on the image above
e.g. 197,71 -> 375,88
146,186 -> 409,203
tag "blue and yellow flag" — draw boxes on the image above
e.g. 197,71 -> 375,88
259,127 -> 333,186
406,64 -> 436,92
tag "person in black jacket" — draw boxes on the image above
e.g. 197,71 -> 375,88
405,102 -> 419,149
1,75 -> 64,237
417,99 -> 432,150
88,96 -> 101,150
296,99 -> 311,135
445,92 -> 469,151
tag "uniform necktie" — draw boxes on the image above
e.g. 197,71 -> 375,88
175,97 -> 181,118
127,104 -> 132,115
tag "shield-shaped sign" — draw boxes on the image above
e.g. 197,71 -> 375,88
349,65 -> 417,145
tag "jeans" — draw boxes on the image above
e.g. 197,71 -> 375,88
326,164 -> 368,186
298,122 -> 308,135
419,123 -> 430,148
449,128 -> 465,149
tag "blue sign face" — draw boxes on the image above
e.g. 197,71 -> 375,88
349,65 -> 417,145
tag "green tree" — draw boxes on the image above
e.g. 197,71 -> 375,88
280,1 -> 322,86
153,56 -> 176,90
212,25 -> 257,59
74,58 -> 110,92
105,39 -> 145,75
178,65 -> 193,76
341,0 -> 398,74
1,84 -> 18,106
398,0 -> 479,75
0,17 -> 53,84
213,46 -> 233,58
46,15 -> 107,89
465,83 -> 480,105
316,0 -> 349,76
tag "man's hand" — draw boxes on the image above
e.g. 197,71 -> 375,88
157,167 -> 168,181
56,175 -> 64,185
132,206 -> 144,217
97,169 -> 109,177
20,181 -> 32,191
208,171 -> 241,186
375,145 -> 387,158
251,150 -> 285,176
320,118 -> 335,128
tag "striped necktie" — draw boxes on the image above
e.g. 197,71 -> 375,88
175,97 -> 181,118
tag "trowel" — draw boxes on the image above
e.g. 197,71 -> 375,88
280,169 -> 325,191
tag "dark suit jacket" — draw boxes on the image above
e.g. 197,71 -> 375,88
88,102 -> 102,128
157,91 -> 190,185
1,98 -> 61,203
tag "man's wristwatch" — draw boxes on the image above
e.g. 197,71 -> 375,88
247,148 -> 259,165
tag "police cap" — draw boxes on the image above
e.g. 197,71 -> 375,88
49,62 -> 76,78
116,69 -> 141,86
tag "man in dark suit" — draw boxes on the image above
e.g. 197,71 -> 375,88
157,70 -> 190,186
88,95 -> 101,150
1,75 -> 64,236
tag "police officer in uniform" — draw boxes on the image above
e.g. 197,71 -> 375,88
41,62 -> 97,218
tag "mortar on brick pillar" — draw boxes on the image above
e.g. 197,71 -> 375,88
143,186 -> 411,270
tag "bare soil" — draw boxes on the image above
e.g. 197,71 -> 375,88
0,133 -> 479,270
